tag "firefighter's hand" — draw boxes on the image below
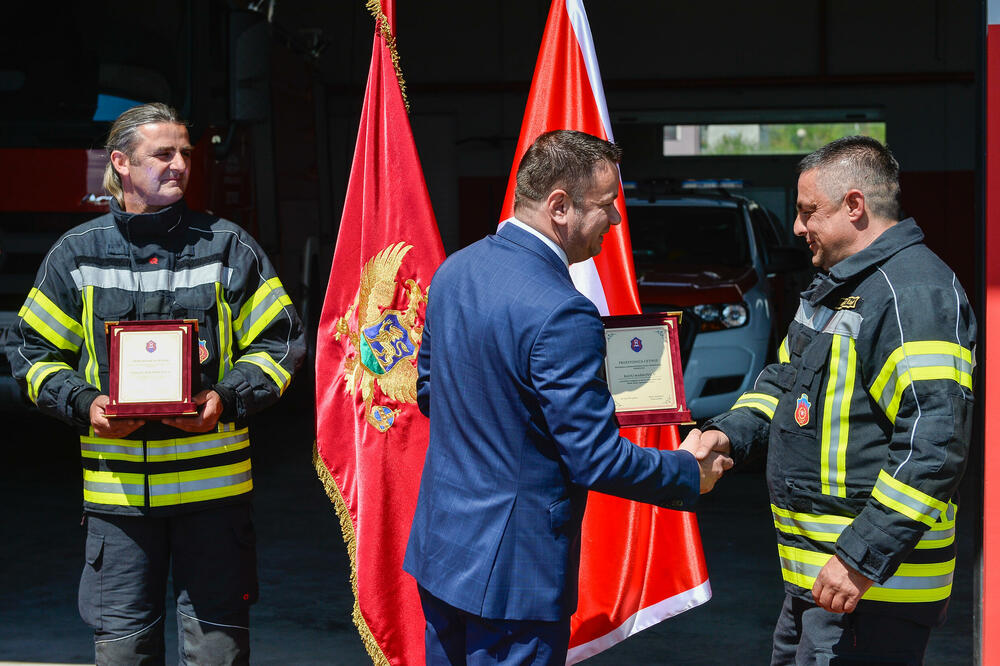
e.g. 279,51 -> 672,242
161,390 -> 223,433
700,429 -> 732,456
812,554 -> 874,613
679,428 -> 734,494
89,395 -> 145,438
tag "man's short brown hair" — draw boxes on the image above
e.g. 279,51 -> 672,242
513,130 -> 622,211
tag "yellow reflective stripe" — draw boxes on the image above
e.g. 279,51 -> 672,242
771,505 -> 853,525
148,459 -> 253,507
80,435 -> 145,462
147,479 -> 254,507
869,341 -> 973,423
820,336 -> 840,496
82,469 -> 145,506
917,501 -> 958,549
25,361 -> 72,403
821,336 -> 855,497
836,340 -> 856,492
860,584 -> 953,603
236,352 -> 291,394
19,288 -> 84,351
883,366 -> 973,423
145,428 -> 250,462
234,278 -> 291,349
772,502 -> 957,549
215,282 -> 233,381
777,544 -> 954,603
778,336 -> 790,363
872,341 -> 972,397
771,504 -> 851,542
731,392 -> 778,419
81,286 -> 100,389
872,469 -> 948,527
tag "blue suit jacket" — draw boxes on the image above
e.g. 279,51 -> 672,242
403,223 -> 699,621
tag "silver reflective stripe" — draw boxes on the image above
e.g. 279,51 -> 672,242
873,473 -> 944,523
772,503 -> 955,547
779,554 -> 954,590
234,285 -> 289,341
83,479 -> 145,496
794,302 -> 863,338
873,354 -> 974,413
81,440 -> 144,459
149,469 -> 253,498
70,263 -> 233,292
21,298 -> 84,349
772,513 -> 846,542
145,430 -> 249,461
821,335 -> 855,497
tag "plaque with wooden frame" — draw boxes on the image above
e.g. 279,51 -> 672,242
601,312 -> 692,426
104,319 -> 200,419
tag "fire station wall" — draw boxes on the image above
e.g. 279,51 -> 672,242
320,0 -> 978,263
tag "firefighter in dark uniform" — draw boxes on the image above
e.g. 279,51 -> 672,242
703,136 -> 975,665
6,103 -> 305,664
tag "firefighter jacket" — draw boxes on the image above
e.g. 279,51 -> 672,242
706,218 -> 975,624
6,199 -> 306,516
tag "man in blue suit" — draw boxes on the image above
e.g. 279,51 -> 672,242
403,130 -> 732,665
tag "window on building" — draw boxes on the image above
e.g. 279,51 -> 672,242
660,121 -> 886,156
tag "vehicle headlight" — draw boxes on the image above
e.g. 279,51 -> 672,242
693,302 -> 749,331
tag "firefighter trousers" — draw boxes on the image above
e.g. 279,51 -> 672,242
78,503 -> 258,665
770,593 -> 933,665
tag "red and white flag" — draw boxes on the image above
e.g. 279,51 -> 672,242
314,1 -> 444,663
500,0 -> 712,661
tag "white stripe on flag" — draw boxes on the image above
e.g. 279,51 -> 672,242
564,0 -> 615,142
564,0 -> 630,314
565,579 -> 713,665
569,259 -> 610,316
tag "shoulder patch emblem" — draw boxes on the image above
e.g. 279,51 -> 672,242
199,339 -> 210,364
794,393 -> 811,427
835,296 -> 862,310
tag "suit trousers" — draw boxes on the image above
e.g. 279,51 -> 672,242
418,586 -> 571,665
79,503 -> 258,665
770,593 -> 932,665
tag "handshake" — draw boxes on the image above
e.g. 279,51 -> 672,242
678,428 -> 734,494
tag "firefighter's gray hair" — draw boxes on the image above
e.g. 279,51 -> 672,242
103,103 -> 187,207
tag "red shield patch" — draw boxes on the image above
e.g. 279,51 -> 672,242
794,393 -> 811,427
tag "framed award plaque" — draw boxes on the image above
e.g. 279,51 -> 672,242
601,312 -> 692,426
104,319 -> 200,418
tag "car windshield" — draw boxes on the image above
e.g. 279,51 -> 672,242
629,204 -> 750,269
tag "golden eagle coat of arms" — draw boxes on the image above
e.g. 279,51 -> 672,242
334,242 -> 427,433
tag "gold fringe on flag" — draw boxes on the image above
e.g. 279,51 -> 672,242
313,442 -> 390,666
366,0 -> 410,113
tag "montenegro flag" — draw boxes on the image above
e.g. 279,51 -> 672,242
314,1 -> 444,664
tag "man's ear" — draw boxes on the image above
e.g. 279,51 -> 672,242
845,189 -> 865,223
546,189 -> 571,227
110,150 -> 130,178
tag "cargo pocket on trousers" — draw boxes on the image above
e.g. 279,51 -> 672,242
233,517 -> 259,607
78,531 -> 105,630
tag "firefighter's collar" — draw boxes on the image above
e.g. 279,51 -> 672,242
802,218 -> 924,306
827,217 -> 924,281
111,198 -> 188,237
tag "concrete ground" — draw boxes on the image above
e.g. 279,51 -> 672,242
1,398 -> 974,664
